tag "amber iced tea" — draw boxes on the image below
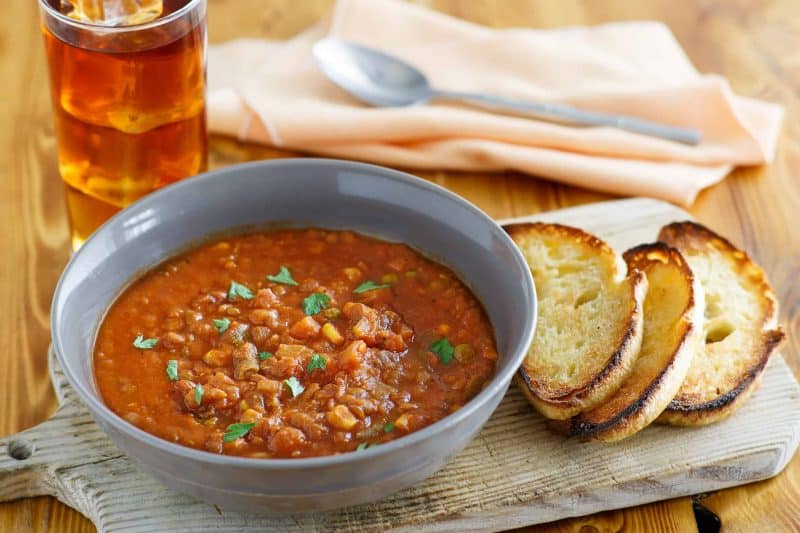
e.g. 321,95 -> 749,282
40,0 -> 207,248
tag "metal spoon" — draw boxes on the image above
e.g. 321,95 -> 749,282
312,38 -> 702,146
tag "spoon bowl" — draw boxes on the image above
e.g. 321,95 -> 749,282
313,38 -> 433,107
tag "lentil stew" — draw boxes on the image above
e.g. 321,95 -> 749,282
94,229 -> 498,458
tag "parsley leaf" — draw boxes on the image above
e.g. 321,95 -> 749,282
302,292 -> 331,315
227,281 -> 254,301
194,384 -> 204,405
166,360 -> 179,381
213,318 -> 230,333
222,422 -> 256,443
353,280 -> 391,294
384,422 -> 395,433
258,351 -> 273,361
356,442 -> 368,451
284,376 -> 305,397
429,338 -> 454,364
267,266 -> 298,286
132,335 -> 158,349
306,354 -> 327,373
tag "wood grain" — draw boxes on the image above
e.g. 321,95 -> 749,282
0,0 -> 798,531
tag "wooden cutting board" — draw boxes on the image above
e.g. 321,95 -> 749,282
1,198 -> 798,532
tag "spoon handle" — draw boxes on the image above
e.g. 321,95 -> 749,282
433,90 -> 702,146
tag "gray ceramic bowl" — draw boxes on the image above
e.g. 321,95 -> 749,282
51,158 -> 536,513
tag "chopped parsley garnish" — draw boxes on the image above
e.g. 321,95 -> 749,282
384,422 -> 395,433
166,360 -> 179,381
194,384 -> 204,405
353,280 -> 391,294
356,442 -> 368,451
227,281 -> 254,301
302,292 -> 331,315
430,338 -> 454,364
306,354 -> 327,373
222,422 -> 256,443
284,376 -> 305,397
267,266 -> 298,286
212,318 -> 230,333
258,351 -> 273,361
132,335 -> 158,349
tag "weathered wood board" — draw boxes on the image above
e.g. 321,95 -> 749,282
1,198 -> 798,532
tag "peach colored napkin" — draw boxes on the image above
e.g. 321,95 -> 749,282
207,0 -> 783,206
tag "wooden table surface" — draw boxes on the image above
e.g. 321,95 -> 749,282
2,0 -> 798,531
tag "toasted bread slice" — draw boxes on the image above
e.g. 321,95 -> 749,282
505,222 -> 648,420
552,243 -> 704,441
657,221 -> 785,426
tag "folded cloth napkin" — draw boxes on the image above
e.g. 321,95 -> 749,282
207,0 -> 783,206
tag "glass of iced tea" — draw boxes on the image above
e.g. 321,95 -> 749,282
39,0 -> 207,249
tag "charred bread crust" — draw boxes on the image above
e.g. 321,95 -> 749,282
657,221 -> 786,426
658,329 -> 784,426
515,272 -> 645,414
563,243 -> 702,441
505,222 -> 647,420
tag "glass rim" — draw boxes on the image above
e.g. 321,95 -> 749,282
38,0 -> 204,33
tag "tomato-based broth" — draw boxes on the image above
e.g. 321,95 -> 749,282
94,229 -> 498,458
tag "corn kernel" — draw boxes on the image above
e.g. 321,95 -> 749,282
380,273 -> 399,284
393,414 -> 411,431
321,323 -> 344,345
343,267 -> 362,281
436,323 -> 451,335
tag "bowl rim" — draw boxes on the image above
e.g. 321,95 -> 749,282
51,158 -> 536,470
